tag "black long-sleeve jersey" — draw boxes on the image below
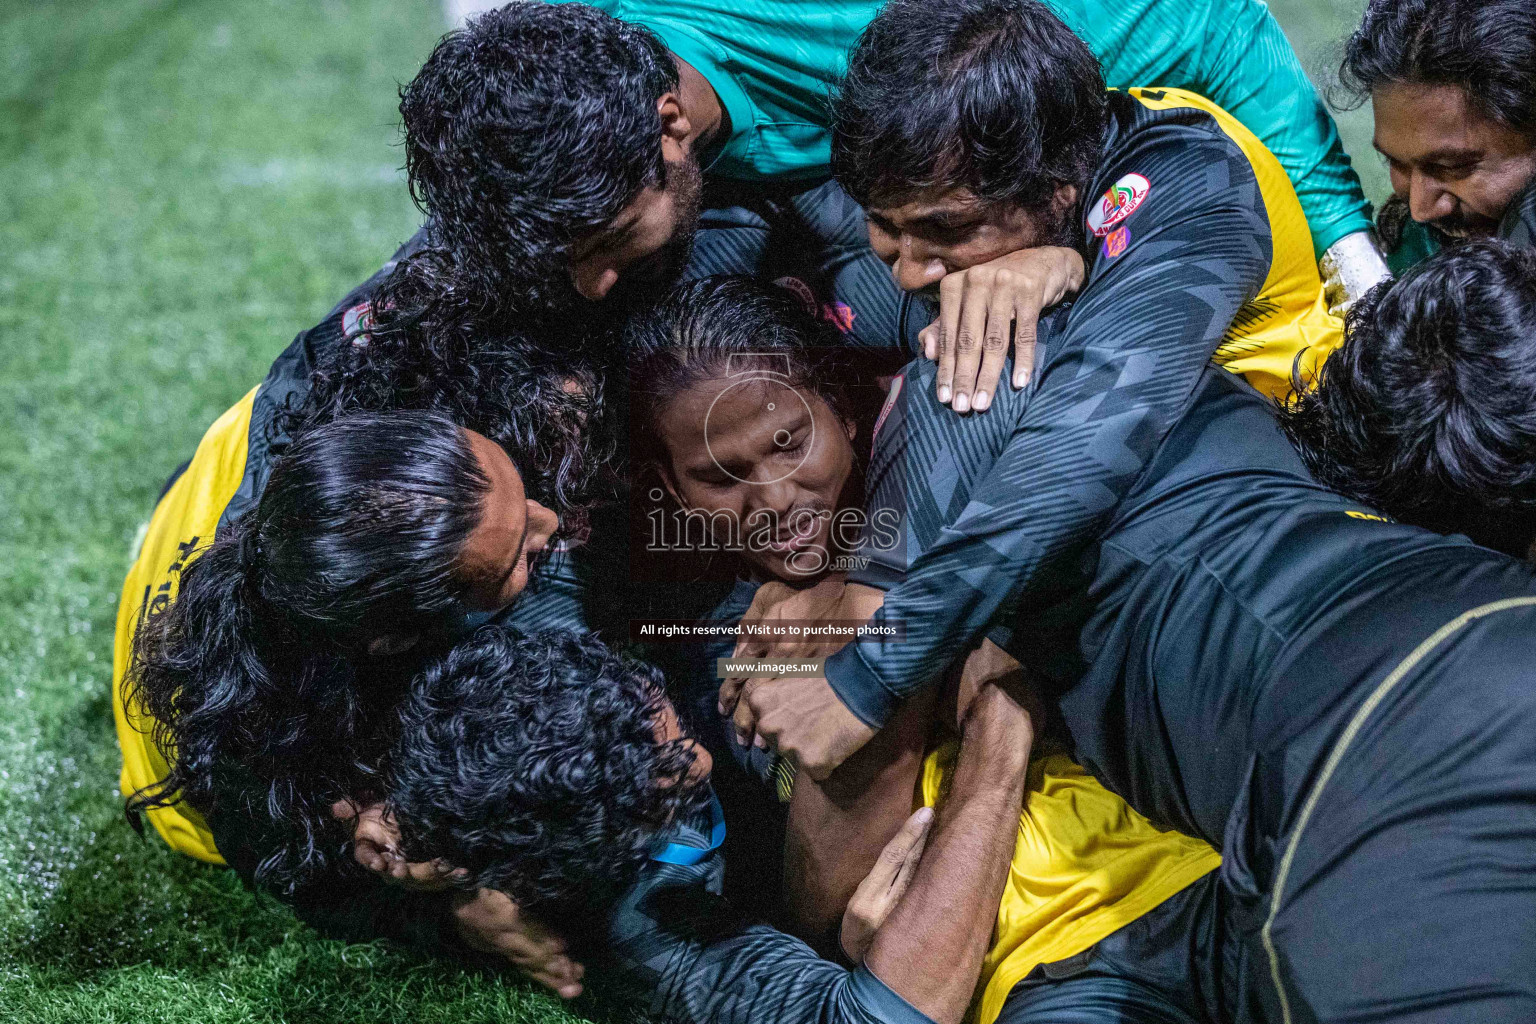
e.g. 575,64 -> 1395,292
824,87 -> 1343,728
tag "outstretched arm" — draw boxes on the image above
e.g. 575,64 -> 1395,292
864,682 -> 1032,1022
612,687 -> 1032,1024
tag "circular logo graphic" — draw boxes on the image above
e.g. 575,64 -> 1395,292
703,371 -> 817,486
1087,173 -> 1151,237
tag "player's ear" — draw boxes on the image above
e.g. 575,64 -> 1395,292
842,414 -> 858,444
657,462 -> 686,507
658,92 -> 692,161
1051,183 -> 1079,220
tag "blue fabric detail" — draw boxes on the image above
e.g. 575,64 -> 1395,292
650,793 -> 727,866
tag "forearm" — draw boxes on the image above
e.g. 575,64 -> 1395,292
783,686 -> 937,948
834,132 -> 1274,724
627,858 -> 937,1024
863,695 -> 1030,1024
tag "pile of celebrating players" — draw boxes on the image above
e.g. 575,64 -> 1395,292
114,1 -> 1536,1020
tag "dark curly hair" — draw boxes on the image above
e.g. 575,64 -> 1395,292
1283,239 -> 1536,556
832,0 -> 1105,232
126,412 -> 495,895
400,2 -> 677,317
1338,0 -> 1536,141
281,249 -> 618,532
388,627 -> 708,910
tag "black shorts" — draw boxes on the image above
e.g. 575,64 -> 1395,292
995,875 -> 1230,1024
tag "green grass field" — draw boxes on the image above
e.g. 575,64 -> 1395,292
0,1 -> 1377,1020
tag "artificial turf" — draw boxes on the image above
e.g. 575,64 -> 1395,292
0,0 -> 1380,1020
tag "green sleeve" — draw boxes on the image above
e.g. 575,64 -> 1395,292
566,0 -> 1374,254
1045,0 -> 1373,258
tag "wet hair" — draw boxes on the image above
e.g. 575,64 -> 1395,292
626,276 -> 875,464
126,411 -> 494,895
832,0 -> 1106,225
1338,0 -> 1536,141
1283,239 -> 1536,557
387,627 -> 707,910
400,2 -> 678,317
282,248 -> 615,529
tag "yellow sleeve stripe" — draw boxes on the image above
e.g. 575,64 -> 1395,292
111,386 -> 261,865
1125,87 -> 1343,401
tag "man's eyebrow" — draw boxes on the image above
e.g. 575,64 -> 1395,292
904,208 -> 981,230
1372,140 -> 1482,164
575,212 -> 640,255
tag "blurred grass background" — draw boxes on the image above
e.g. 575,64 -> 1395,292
0,0 -> 1378,1020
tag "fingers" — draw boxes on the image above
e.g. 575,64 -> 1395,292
502,930 -> 586,998
526,957 -> 585,999
455,889 -> 585,997
718,675 -> 745,717
732,678 -> 762,748
887,808 -> 932,901
948,272 -> 990,413
934,273 -> 963,404
842,806 -> 934,963
972,276 -> 1015,410
730,633 -> 754,662
918,320 -> 939,361
352,837 -> 388,875
397,857 -> 469,890
869,806 -> 933,890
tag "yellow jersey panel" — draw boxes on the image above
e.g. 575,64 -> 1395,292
111,387 -> 260,865
1126,87 -> 1343,400
919,747 -> 1221,1024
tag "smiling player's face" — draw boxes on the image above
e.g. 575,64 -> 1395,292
656,371 -> 858,582
1373,82 -> 1536,239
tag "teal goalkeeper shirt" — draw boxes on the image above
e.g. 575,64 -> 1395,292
569,0 -> 1372,257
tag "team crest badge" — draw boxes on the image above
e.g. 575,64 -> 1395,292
1101,225 -> 1131,259
773,276 -> 819,315
341,301 -> 375,347
1087,173 -> 1151,237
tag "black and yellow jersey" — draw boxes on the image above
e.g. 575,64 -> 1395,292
112,389 -> 259,862
1121,88 -> 1341,399
827,88 -> 1341,728
834,311 -> 1536,1024
110,234 -> 597,865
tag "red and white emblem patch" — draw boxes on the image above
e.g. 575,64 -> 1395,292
1087,173 -> 1151,237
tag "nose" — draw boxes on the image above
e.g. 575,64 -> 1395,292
744,477 -> 799,523
573,266 -> 619,301
1407,169 -> 1455,224
893,238 -> 947,293
524,499 -> 560,554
